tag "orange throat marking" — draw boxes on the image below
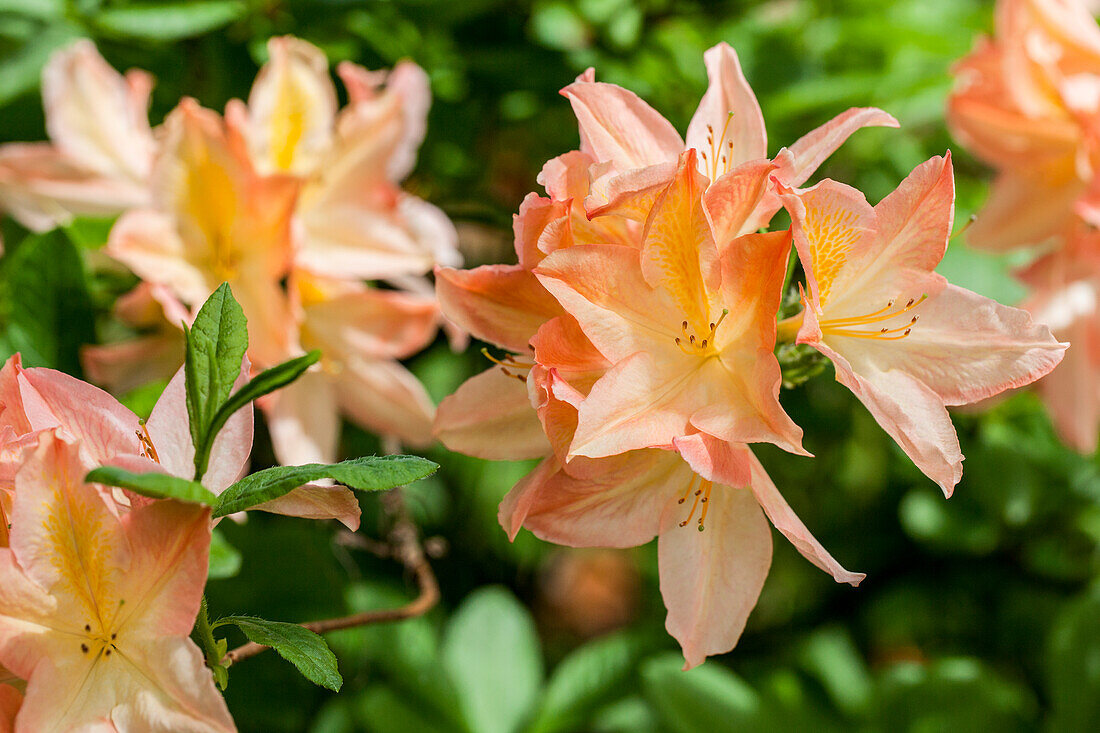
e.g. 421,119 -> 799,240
818,295 -> 927,341
678,475 -> 714,532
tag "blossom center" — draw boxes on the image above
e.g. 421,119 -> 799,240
482,347 -> 534,384
675,309 -> 728,356
79,622 -> 120,661
677,474 -> 713,532
819,295 -> 927,341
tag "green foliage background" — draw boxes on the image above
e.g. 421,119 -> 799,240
2,1 -> 1099,731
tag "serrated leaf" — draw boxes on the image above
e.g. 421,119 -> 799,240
2,230 -> 95,374
218,616 -> 342,692
184,283 -> 247,479
86,466 -> 216,505
194,351 -> 319,476
441,586 -> 543,733
212,455 -> 438,517
94,1 -> 247,41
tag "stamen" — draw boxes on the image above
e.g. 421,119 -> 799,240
680,484 -> 704,527
678,475 -> 698,505
697,481 -> 713,531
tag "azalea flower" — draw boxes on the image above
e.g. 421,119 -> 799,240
778,154 -> 1067,495
227,35 -> 460,281
499,443 -> 862,669
0,353 -> 360,528
1018,222 -> 1100,451
562,42 -> 897,237
263,271 -> 440,464
106,99 -> 299,369
947,0 -> 1100,249
0,430 -> 235,732
0,40 -> 155,231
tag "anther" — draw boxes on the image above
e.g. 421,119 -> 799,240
85,624 -> 91,632
81,644 -> 88,653
700,339 -> 708,348
689,335 -> 696,344
104,649 -> 111,657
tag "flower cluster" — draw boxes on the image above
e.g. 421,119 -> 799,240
948,0 -> 1100,451
0,37 -> 461,465
436,43 -> 1066,667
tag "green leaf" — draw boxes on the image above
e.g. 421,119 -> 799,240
217,616 -> 342,692
62,216 -> 117,250
85,467 -> 216,506
208,529 -> 242,580
441,586 -> 543,733
1,230 -> 95,374
0,25 -> 80,106
527,632 -> 641,733
354,686 -> 454,733
94,1 -> 247,42
194,351 -> 320,477
640,654 -> 764,733
0,0 -> 64,20
212,455 -> 438,517
1047,591 -> 1100,731
184,283 -> 247,480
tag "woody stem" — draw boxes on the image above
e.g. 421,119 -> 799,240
221,489 -> 440,667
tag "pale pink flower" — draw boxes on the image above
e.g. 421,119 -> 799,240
779,154 -> 1067,495
0,431 -> 235,732
0,40 -> 154,230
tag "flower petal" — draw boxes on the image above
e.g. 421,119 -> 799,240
435,367 -> 548,461
243,36 -> 337,176
436,264 -> 563,353
263,369 -> 339,466
253,483 -> 362,530
504,451 -> 683,547
333,358 -> 435,448
685,42 -> 767,171
560,80 -> 683,172
744,450 -> 863,585
658,484 -> 771,670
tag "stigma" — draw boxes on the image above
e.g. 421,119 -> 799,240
819,295 -> 927,341
675,309 -> 728,355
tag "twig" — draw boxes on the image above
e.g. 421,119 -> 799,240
222,490 -> 440,667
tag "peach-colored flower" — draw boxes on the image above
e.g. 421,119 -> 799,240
106,99 -> 299,368
263,271 -> 440,464
1,355 -> 360,528
534,150 -> 806,468
0,40 -> 154,231
562,42 -> 897,236
499,445 -> 861,669
779,154 -> 1067,495
948,0 -> 1100,249
227,36 -> 459,280
1019,222 -> 1100,451
0,431 -> 235,732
